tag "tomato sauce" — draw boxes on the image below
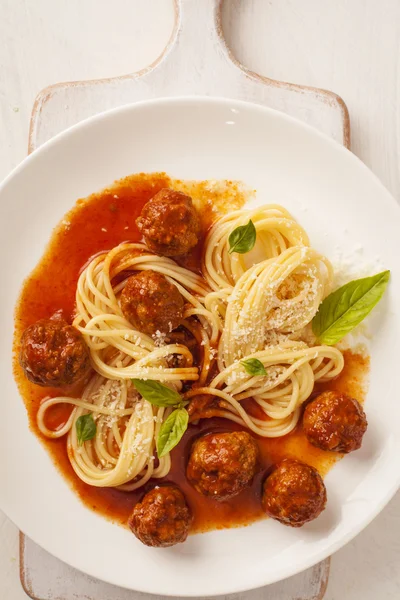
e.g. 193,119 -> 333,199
13,172 -> 370,533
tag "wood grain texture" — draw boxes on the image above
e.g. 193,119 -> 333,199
20,533 -> 330,600
221,0 -> 400,201
28,0 -> 349,152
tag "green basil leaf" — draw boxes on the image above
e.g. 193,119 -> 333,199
228,219 -> 256,254
132,379 -> 182,407
157,408 -> 189,457
312,270 -> 390,345
241,358 -> 267,376
76,413 -> 96,445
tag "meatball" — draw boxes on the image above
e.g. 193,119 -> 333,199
128,486 -> 192,548
262,459 -> 327,527
187,431 -> 259,500
303,391 -> 367,453
120,270 -> 184,336
136,188 -> 200,256
19,319 -> 90,387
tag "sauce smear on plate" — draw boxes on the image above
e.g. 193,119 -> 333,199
13,172 -> 369,533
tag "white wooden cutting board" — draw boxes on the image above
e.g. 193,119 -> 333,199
21,1 -> 350,598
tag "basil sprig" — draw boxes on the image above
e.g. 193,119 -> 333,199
132,379 -> 182,407
132,379 -> 189,456
76,413 -> 96,445
241,358 -> 267,376
157,408 -> 189,458
312,270 -> 390,345
228,219 -> 256,254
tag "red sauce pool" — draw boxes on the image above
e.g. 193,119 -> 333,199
13,172 -> 370,533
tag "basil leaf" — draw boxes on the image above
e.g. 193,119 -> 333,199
157,408 -> 189,457
241,358 -> 267,376
228,219 -> 256,254
132,379 -> 182,407
76,413 -> 96,445
312,270 -> 390,345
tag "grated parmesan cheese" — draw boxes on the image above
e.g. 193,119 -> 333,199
153,330 -> 167,347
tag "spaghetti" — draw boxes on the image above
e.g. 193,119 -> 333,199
37,203 -> 344,488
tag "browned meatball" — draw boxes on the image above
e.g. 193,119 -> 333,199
187,431 -> 259,500
303,391 -> 368,453
262,459 -> 327,527
19,319 -> 90,387
120,270 -> 184,335
128,486 -> 192,548
136,189 -> 200,256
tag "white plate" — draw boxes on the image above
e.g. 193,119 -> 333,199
1,98 -> 400,597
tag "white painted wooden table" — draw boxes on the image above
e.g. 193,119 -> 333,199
1,1 -> 400,598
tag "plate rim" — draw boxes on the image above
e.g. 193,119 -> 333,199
2,95 -> 400,597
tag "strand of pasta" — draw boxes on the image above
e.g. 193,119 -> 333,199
37,243 -> 217,490
37,374 -> 171,488
73,243 -> 217,382
219,246 -> 333,368
202,205 -> 310,293
36,203 -> 346,492
184,341 -> 344,437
